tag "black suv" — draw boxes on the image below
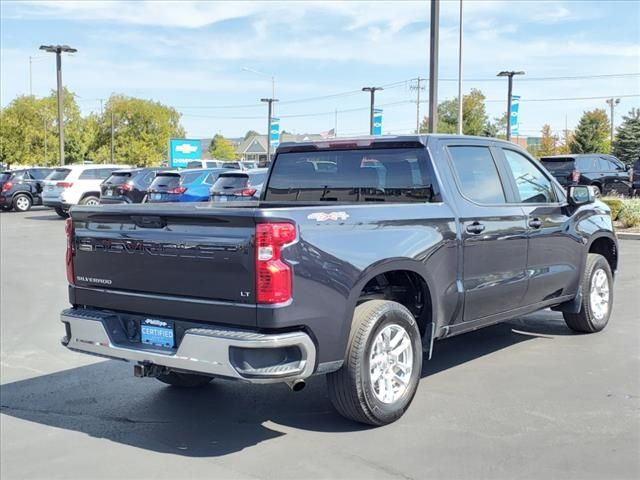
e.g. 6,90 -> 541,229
630,158 -> 640,197
100,168 -> 169,204
0,167 -> 52,212
540,154 -> 630,196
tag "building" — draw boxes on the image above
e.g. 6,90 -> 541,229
236,133 -> 326,162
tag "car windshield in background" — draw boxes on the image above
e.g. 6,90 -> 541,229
104,172 -> 133,185
264,148 -> 438,203
149,173 -> 180,190
540,158 -> 575,172
181,171 -> 204,184
47,168 -> 71,181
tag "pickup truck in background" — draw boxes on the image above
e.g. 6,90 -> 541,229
60,135 -> 618,426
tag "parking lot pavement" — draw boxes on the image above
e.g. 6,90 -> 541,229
1,207 -> 639,480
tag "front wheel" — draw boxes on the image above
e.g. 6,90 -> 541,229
327,300 -> 423,426
563,253 -> 613,333
156,371 -> 214,388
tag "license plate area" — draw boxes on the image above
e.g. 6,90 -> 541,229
141,319 -> 175,348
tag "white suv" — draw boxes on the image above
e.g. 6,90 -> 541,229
42,164 -> 126,218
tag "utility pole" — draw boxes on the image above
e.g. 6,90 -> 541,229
334,108 -> 338,137
261,98 -> 279,163
362,87 -> 383,135
428,0 -> 440,133
43,115 -> 48,164
110,111 -> 115,163
605,98 -> 620,143
39,45 -> 77,165
497,70 -> 525,141
410,78 -> 426,133
457,0 -> 464,135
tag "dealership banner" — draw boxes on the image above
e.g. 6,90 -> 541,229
373,109 -> 383,136
510,95 -> 521,136
169,138 -> 201,168
270,117 -> 280,149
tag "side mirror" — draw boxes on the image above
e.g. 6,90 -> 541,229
625,164 -> 631,171
568,185 -> 595,206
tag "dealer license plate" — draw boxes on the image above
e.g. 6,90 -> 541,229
141,319 -> 174,348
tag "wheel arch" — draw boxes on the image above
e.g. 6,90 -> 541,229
79,191 -> 101,202
587,233 -> 618,273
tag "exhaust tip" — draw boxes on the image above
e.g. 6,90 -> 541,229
287,379 -> 306,392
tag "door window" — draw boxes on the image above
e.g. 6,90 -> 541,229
503,149 -> 556,203
447,146 -> 506,204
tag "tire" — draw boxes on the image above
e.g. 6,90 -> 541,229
13,194 -> 32,212
54,207 -> 69,219
1,205 -> 12,212
156,371 -> 214,388
591,184 -> 602,198
80,195 -> 100,206
563,253 -> 613,333
327,300 -> 423,426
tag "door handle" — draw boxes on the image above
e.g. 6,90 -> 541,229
466,222 -> 485,234
528,218 -> 542,229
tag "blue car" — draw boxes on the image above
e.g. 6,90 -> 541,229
147,168 -> 228,203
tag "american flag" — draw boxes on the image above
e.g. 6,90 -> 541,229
320,128 -> 336,139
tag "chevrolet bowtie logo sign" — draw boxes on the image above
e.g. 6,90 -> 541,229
175,143 -> 198,154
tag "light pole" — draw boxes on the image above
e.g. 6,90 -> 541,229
497,70 -> 525,141
457,0 -> 464,135
362,87 -> 383,135
605,98 -> 620,143
39,44 -> 77,165
261,98 -> 279,164
428,0 -> 440,133
243,67 -> 275,99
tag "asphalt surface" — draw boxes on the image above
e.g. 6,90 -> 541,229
1,207 -> 639,480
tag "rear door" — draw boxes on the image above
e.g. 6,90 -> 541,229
599,157 -> 630,194
444,141 -> 529,321
497,147 -> 582,305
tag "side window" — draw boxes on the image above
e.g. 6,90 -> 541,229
503,149 -> 556,203
97,169 -> 113,180
79,169 -> 98,179
447,146 -> 506,204
596,157 -> 611,172
577,156 -> 597,171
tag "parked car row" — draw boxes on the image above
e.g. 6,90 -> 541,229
0,167 -> 53,212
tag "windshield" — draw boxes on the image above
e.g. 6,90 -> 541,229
47,168 -> 71,181
104,172 -> 133,185
264,148 -> 439,203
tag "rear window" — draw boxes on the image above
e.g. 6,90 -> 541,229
150,173 -> 181,190
79,168 -> 114,180
248,172 -> 267,186
264,148 -> 439,203
29,168 -> 51,179
0,172 -> 11,182
104,171 -> 133,185
540,158 -> 576,172
47,169 -> 71,181
213,174 -> 249,190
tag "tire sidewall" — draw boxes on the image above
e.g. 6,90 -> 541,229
359,304 -> 422,424
81,196 -> 100,206
13,194 -> 32,212
584,256 -> 614,331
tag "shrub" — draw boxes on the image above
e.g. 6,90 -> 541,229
618,200 -> 640,228
602,198 -> 625,220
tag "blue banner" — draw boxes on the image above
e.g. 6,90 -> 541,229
373,108 -> 383,136
270,117 -> 280,148
510,95 -> 521,137
169,138 -> 201,168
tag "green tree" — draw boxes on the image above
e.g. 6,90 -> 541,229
419,89 -> 495,136
612,108 -> 640,165
570,109 -> 610,154
243,129 -> 259,140
91,95 -> 185,166
538,124 -> 558,157
208,134 -> 237,160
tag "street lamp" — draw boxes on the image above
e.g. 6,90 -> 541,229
605,98 -> 621,143
362,87 -> 383,135
497,70 -> 525,141
261,97 -> 279,165
39,44 -> 77,165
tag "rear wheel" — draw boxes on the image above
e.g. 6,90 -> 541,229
563,253 -> 613,333
54,207 -> 69,219
327,300 -> 423,426
80,195 -> 100,206
591,184 -> 602,197
156,371 -> 214,388
1,205 -> 12,212
13,194 -> 32,212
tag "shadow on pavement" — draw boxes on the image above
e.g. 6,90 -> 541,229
23,213 -> 64,221
0,312 -> 573,457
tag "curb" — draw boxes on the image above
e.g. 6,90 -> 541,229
617,232 -> 640,240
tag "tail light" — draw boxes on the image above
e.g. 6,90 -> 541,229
1,181 -> 13,192
570,170 -> 580,183
168,186 -> 187,194
256,222 -> 296,304
65,217 -> 75,285
57,182 -> 74,188
239,188 -> 257,197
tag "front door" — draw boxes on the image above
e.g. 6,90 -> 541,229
445,143 -> 529,321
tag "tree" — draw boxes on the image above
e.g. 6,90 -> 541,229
570,109 -> 610,154
557,129 -> 573,154
482,113 -> 508,139
537,124 -> 558,157
208,134 -> 237,160
91,95 -> 185,166
435,89 -> 488,135
243,130 -> 259,140
612,108 -> 640,165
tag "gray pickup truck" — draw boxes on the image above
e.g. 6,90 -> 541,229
61,135 -> 618,426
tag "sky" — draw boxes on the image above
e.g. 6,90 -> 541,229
1,0 -> 639,140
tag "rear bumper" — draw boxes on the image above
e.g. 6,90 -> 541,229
60,308 -> 316,383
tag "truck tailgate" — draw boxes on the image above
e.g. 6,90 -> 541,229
70,206 -> 257,310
